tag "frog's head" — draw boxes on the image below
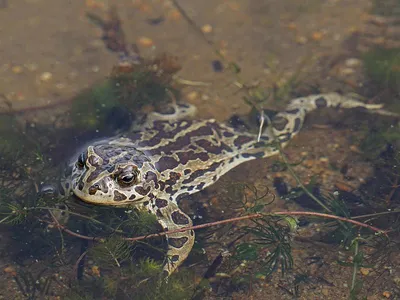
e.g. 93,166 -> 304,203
69,140 -> 160,206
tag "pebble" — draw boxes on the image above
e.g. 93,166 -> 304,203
212,60 -> 223,72
55,83 -> 66,89
287,22 -> 297,30
201,94 -> 210,101
25,63 -> 38,72
201,24 -> 213,33
138,37 -> 154,47
339,67 -> 355,76
311,31 -> 324,41
11,65 -> 23,74
3,266 -> 16,276
186,91 -> 199,101
319,157 -> 329,163
360,267 -> 370,276
295,36 -> 308,44
345,58 -> 362,68
91,266 -> 101,277
321,288 -> 329,296
39,72 -> 53,82
382,291 -> 391,298
168,9 -> 181,21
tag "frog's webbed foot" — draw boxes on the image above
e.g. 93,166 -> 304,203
151,198 -> 195,277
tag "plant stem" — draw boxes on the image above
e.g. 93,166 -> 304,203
278,144 -> 332,212
48,210 -> 388,242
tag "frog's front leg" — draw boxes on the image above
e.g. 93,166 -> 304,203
150,195 -> 195,276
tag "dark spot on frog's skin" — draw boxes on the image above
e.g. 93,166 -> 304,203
135,186 -> 151,196
286,108 -> 300,114
143,201 -> 149,206
293,118 -> 302,132
114,190 -> 127,201
187,125 -> 214,137
315,96 -> 328,108
196,139 -> 233,154
278,133 -> 291,143
87,169 -> 103,183
78,181 -> 84,191
165,172 -> 181,186
159,181 -> 166,191
171,211 -> 190,225
223,131 -> 235,137
233,135 -> 254,147
89,184 -> 99,195
171,255 -> 180,262
196,182 -> 205,190
156,199 -> 168,208
169,237 -> 189,248
165,186 -> 175,195
107,165 -> 115,173
242,152 -> 265,159
129,194 -> 136,200
156,209 -> 163,218
272,116 -> 289,131
145,171 -> 159,188
156,156 -> 180,173
184,169 -> 191,175
212,175 -> 217,181
181,162 -> 222,185
187,186 -> 194,191
176,151 -> 209,164
88,155 -> 101,166
65,182 -> 70,190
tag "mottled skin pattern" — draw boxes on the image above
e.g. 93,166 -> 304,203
61,93 -> 392,276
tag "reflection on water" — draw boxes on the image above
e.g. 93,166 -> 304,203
1,1 -> 400,299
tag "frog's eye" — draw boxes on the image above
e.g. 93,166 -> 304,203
76,153 -> 87,169
117,173 -> 136,186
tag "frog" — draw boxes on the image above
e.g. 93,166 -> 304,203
59,93 -> 394,276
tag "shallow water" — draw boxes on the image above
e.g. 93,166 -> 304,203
1,0 -> 400,299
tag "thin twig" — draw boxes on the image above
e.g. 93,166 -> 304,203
48,210 -> 388,243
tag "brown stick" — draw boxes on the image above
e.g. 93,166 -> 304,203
50,210 -> 389,242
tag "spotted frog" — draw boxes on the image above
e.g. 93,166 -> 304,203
60,93 -> 392,276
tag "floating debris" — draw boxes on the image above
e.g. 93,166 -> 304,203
212,60 -> 223,72
147,16 -> 165,25
138,36 -> 154,48
201,24 -> 213,33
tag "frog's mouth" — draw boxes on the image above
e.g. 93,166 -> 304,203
72,187 -> 147,207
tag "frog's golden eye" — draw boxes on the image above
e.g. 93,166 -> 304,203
117,173 -> 136,185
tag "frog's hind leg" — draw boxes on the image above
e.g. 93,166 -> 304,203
270,92 -> 394,144
145,103 -> 197,124
150,196 -> 195,277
